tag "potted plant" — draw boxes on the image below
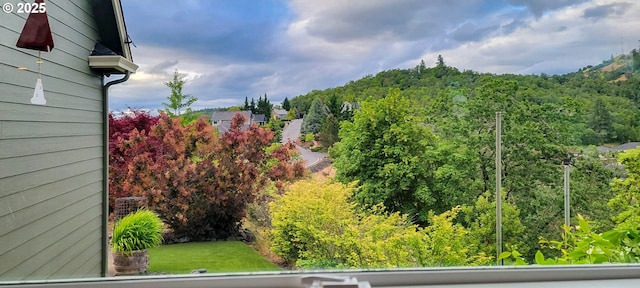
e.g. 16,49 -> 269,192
112,209 -> 164,275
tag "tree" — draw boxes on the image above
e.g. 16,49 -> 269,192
118,113 -> 305,241
608,148 -> 640,229
418,59 -> 427,76
243,96 -> 250,111
589,98 -> 613,143
326,93 -> 342,118
256,94 -> 273,121
317,113 -> 340,148
460,191 -> 527,258
301,97 -> 327,134
569,154 -> 616,230
435,55 -> 447,78
266,116 -> 284,143
250,98 -> 257,114
331,89 -> 439,224
162,70 -> 197,117
282,97 -> 291,111
436,55 -> 445,67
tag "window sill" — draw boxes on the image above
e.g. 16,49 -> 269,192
4,265 -> 640,288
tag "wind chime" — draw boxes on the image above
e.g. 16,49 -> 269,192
16,0 -> 54,105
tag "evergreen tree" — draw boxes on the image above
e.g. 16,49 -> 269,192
256,93 -> 273,121
301,98 -> 327,134
282,97 -> 291,111
250,98 -> 257,114
435,55 -> 447,78
326,93 -> 342,118
243,96 -> 250,111
318,113 -> 340,148
437,55 -> 445,67
418,59 -> 427,76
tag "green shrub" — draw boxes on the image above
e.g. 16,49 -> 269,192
310,146 -> 324,152
269,178 -> 489,268
304,133 -> 315,143
112,209 -> 164,254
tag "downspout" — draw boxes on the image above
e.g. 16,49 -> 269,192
101,71 -> 130,277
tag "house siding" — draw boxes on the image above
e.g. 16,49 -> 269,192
0,0 -> 105,280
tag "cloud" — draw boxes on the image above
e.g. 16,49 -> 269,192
287,0 -> 502,44
450,22 -> 500,42
506,0 -> 589,17
407,0 -> 640,75
148,60 -> 179,74
111,0 -> 640,112
583,2 -> 631,20
122,0 -> 291,63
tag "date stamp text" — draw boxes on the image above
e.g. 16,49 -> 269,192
3,2 -> 47,14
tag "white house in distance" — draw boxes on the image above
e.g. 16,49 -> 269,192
272,108 -> 288,119
0,0 -> 137,280
211,111 -> 267,133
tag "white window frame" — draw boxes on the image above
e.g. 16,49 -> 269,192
4,265 -> 640,287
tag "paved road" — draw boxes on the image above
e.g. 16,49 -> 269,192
282,119 -> 303,144
282,119 -> 327,168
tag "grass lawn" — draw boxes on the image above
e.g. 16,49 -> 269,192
148,241 -> 281,274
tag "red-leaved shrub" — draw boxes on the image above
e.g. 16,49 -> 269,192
114,113 -> 304,241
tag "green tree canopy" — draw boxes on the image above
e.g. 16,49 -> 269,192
331,89 -> 439,224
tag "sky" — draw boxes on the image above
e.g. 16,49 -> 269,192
109,0 -> 640,112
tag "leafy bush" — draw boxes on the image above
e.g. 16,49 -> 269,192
608,147 -> 640,228
301,133 -> 314,143
460,191 -> 527,259
502,216 -> 640,265
118,114 -> 305,241
112,209 -> 164,254
108,110 -> 159,213
269,178 -> 489,269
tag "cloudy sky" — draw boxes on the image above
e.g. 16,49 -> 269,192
109,0 -> 640,111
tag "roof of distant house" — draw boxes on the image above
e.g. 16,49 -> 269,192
596,142 -> 640,153
596,146 -> 613,153
211,111 -> 251,122
273,109 -> 287,115
253,114 -> 267,123
614,142 -> 640,151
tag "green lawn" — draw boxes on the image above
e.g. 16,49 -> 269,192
147,241 -> 281,274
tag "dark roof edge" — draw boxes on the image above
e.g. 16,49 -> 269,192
110,0 -> 133,62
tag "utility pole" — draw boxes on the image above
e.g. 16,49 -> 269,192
563,156 -> 571,235
496,112 -> 503,265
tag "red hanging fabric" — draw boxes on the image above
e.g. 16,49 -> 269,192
16,0 -> 54,52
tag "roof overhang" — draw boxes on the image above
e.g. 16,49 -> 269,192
89,0 -> 137,74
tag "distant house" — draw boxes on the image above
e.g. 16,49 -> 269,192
0,0 -> 137,280
211,111 -> 252,126
272,109 -> 288,119
341,101 -> 360,113
210,111 -> 265,133
596,142 -> 640,153
253,114 -> 267,126
613,142 -> 640,151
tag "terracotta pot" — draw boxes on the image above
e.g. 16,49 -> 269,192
112,250 -> 149,275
